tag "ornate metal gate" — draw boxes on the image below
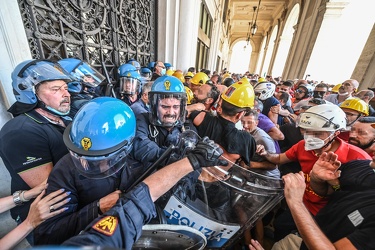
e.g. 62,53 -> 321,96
17,0 -> 156,79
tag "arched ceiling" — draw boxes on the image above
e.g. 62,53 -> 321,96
228,0 -> 291,44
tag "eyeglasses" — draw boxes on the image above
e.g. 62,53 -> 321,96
313,91 -> 326,97
157,65 -> 166,69
295,89 -> 305,94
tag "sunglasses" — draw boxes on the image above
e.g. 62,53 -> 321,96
295,89 -> 305,94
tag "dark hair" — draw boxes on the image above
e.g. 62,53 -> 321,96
221,99 -> 250,116
188,67 -> 195,72
244,109 -> 259,120
206,82 -> 220,103
278,92 -> 289,104
282,80 -> 293,87
223,77 -> 235,87
315,83 -> 329,90
308,98 -> 326,106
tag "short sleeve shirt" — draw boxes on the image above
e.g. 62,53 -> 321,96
285,138 -> 371,215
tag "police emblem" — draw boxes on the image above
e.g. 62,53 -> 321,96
92,216 -> 118,236
127,72 -> 131,77
81,137 -> 92,150
164,80 -> 171,91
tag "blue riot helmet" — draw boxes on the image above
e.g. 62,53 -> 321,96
140,67 -> 152,79
63,97 -> 136,179
126,58 -> 141,71
67,81 -> 83,94
148,61 -> 155,72
119,70 -> 142,95
148,76 -> 187,127
118,63 -> 137,76
58,58 -> 105,89
164,62 -> 173,70
11,59 -> 72,105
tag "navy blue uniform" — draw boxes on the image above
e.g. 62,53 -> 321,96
62,183 -> 156,250
0,110 -> 69,221
34,154 -> 146,245
131,113 -> 190,168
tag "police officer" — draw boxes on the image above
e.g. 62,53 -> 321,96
117,64 -> 142,106
34,97 -> 226,245
58,58 -> 106,118
131,75 -> 195,168
0,59 -> 72,229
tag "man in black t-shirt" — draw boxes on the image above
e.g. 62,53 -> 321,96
277,151 -> 375,249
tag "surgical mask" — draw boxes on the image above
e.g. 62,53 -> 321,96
304,134 -> 331,151
161,68 -> 166,76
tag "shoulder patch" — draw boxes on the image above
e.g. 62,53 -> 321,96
92,215 -> 118,236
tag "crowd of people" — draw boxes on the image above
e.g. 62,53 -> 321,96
1,57 -> 375,250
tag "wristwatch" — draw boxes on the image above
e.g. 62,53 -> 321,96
13,190 -> 23,206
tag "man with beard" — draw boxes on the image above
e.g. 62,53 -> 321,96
190,82 -> 220,111
131,75 -> 194,169
324,79 -> 359,105
348,117 -> 375,157
0,59 -> 72,242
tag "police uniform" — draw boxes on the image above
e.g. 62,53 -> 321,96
190,111 -> 256,165
130,99 -> 149,116
0,110 -> 69,222
62,183 -> 156,249
34,153 -> 146,245
131,113 -> 190,168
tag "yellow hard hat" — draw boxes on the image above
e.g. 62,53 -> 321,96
184,72 -> 194,79
184,86 -> 194,105
166,69 -> 175,76
340,97 -> 369,116
258,77 -> 266,83
222,73 -> 231,80
191,72 -> 209,86
172,71 -> 185,83
240,77 -> 250,85
331,83 -> 342,93
221,81 -> 254,108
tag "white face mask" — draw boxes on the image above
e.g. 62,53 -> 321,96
161,68 -> 166,76
304,134 -> 331,151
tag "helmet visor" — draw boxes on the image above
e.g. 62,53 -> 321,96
71,64 -> 105,88
119,77 -> 140,95
70,145 -> 131,179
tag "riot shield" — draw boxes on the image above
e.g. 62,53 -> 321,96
162,158 -> 284,249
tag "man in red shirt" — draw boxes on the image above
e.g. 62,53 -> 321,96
257,104 -> 371,240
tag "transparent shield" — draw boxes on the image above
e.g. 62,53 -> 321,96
163,156 -> 284,248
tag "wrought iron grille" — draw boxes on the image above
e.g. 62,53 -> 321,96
17,0 -> 156,80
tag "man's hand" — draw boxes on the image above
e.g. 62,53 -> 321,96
310,152 -> 341,182
98,190 -> 122,214
187,137 -> 228,170
256,144 -> 266,156
282,171 -> 306,204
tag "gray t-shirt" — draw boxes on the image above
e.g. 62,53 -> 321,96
250,127 -> 280,178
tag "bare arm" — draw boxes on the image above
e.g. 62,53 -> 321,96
268,126 -> 284,141
284,172 -> 355,249
143,158 -> 194,201
283,172 -> 335,250
267,110 -> 278,125
256,145 -> 291,165
0,181 -> 47,214
19,162 -> 53,188
249,161 -> 277,170
0,189 -> 70,250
